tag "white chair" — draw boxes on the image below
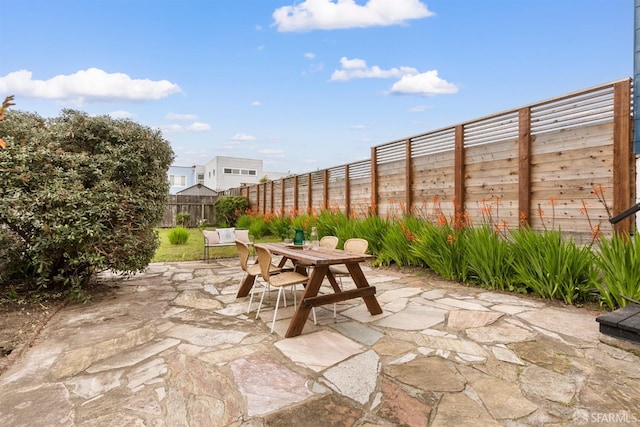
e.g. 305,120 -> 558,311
254,245 -> 316,333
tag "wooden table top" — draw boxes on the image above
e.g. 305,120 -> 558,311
257,243 -> 374,266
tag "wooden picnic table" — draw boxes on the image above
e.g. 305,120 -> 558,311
236,242 -> 383,338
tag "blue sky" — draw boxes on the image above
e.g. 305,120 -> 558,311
1,0 -> 633,174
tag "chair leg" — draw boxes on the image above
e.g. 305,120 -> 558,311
271,287 -> 284,333
255,281 -> 268,319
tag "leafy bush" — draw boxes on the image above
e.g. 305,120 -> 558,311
0,109 -> 173,294
269,215 -> 294,240
511,228 -> 597,304
214,196 -> 248,227
248,217 -> 270,239
593,232 -> 640,309
176,212 -> 191,227
315,209 -> 349,240
356,214 -> 389,256
376,221 -> 415,267
168,227 -> 189,244
235,213 -> 253,230
465,225 -> 518,291
411,222 -> 469,282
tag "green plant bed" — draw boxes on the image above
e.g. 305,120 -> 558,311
152,228 -> 281,262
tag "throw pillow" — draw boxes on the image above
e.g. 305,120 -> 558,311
217,228 -> 236,244
203,230 -> 220,245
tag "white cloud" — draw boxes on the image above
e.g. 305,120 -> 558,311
390,70 -> 458,96
251,101 -> 262,107
230,133 -> 257,141
166,112 -> 197,121
273,0 -> 434,32
330,57 -> 417,81
304,52 -> 316,60
108,110 -> 133,119
350,124 -> 365,130
187,122 -> 211,131
330,57 -> 458,96
0,68 -> 182,104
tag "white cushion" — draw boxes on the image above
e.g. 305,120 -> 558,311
217,228 -> 236,244
203,230 -> 220,245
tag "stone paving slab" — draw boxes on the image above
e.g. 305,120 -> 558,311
1,260 -> 640,426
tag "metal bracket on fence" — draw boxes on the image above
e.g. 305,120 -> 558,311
609,203 -> 640,224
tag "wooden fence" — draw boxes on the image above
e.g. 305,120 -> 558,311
162,195 -> 217,228
224,79 -> 635,236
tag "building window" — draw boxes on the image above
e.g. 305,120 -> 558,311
197,174 -> 204,184
223,168 -> 257,176
169,175 -> 187,187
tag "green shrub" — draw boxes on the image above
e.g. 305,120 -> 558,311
411,222 -> 469,282
248,217 -> 270,239
168,227 -> 189,245
593,232 -> 640,309
315,209 -> 349,240
269,215 -> 294,240
214,196 -> 248,227
511,228 -> 597,304
375,221 -> 415,266
356,214 -> 389,255
176,212 -> 191,227
235,214 -> 253,230
0,109 -> 173,294
465,225 -> 518,291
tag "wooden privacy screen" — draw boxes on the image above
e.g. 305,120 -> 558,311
227,79 -> 634,236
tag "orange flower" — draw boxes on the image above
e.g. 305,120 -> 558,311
591,224 -> 602,241
447,234 -> 455,245
547,197 -> 558,206
0,139 -> 5,149
519,211 -> 527,224
436,213 -> 447,227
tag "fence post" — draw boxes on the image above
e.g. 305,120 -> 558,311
281,178 -> 285,215
371,147 -> 378,215
345,164 -> 351,217
405,139 -> 412,214
454,125 -> 465,224
519,107 -> 532,228
613,79 -> 633,234
307,173 -> 312,213
270,181 -> 274,215
293,175 -> 299,214
323,169 -> 329,210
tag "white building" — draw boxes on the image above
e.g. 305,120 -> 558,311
202,156 -> 288,191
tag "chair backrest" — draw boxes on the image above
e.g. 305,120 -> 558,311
255,245 -> 273,283
235,240 -> 250,271
319,235 -> 339,249
344,238 -> 368,254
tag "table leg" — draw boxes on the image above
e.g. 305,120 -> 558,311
236,274 -> 256,298
285,265 -> 327,338
346,263 -> 383,315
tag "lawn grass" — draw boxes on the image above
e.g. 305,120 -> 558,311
152,228 -> 281,262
